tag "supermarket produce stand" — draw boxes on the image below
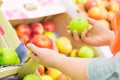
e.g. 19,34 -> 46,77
0,0 -> 113,79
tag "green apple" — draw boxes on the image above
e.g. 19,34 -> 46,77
23,74 -> 42,80
44,31 -> 57,42
70,17 -> 89,36
0,48 -> 20,65
77,45 -> 95,58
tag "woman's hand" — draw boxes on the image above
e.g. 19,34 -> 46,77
67,17 -> 115,46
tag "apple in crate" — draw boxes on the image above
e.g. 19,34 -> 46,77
30,35 -> 53,49
56,36 -> 72,55
44,31 -> 57,42
23,74 -> 42,80
46,68 -> 62,80
43,21 -> 55,32
77,45 -> 95,58
16,24 -> 31,37
37,65 -> 45,75
0,48 -> 20,65
30,22 -> 44,35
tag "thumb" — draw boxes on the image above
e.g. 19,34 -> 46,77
27,43 -> 40,53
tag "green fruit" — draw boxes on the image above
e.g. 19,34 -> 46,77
16,57 -> 21,64
78,45 -> 95,58
70,17 -> 89,36
23,74 -> 41,80
0,48 -> 19,65
44,32 -> 57,42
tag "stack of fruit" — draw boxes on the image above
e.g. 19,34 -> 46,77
15,21 -> 57,45
73,0 -> 120,30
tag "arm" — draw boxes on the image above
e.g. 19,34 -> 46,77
27,43 -> 91,80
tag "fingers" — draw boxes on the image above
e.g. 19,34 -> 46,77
27,43 -> 40,56
73,30 -> 80,41
81,30 -> 89,44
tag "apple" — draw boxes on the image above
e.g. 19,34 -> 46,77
31,35 -> 53,49
77,45 -> 95,58
42,21 -> 55,32
69,48 -> 78,57
88,7 -> 101,20
0,48 -> 20,65
41,75 -> 53,80
23,74 -> 41,80
85,0 -> 98,11
16,24 -> 31,37
37,65 -> 45,75
30,22 -> 44,35
108,0 -> 119,12
18,35 -> 30,44
56,36 -> 72,55
46,68 -> 62,80
70,17 -> 89,36
57,74 -> 68,80
44,31 -> 57,42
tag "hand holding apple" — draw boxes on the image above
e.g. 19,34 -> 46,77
30,35 -> 53,49
70,17 -> 89,36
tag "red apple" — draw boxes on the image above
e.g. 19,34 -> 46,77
43,21 -> 55,32
16,24 -> 31,37
18,35 -> 30,44
88,7 -> 104,20
37,65 -> 45,75
85,0 -> 98,11
31,22 -> 44,35
31,35 -> 53,49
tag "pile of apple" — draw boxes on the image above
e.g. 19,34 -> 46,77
73,0 -> 120,30
35,65 -> 70,80
15,21 -> 57,45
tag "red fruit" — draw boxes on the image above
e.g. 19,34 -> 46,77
16,24 -> 31,37
85,0 -> 98,11
31,22 -> 44,34
43,21 -> 55,32
37,65 -> 45,75
31,35 -> 53,49
19,35 -> 30,44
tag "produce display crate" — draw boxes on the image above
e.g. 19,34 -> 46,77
0,9 -> 27,78
0,8 -> 110,79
